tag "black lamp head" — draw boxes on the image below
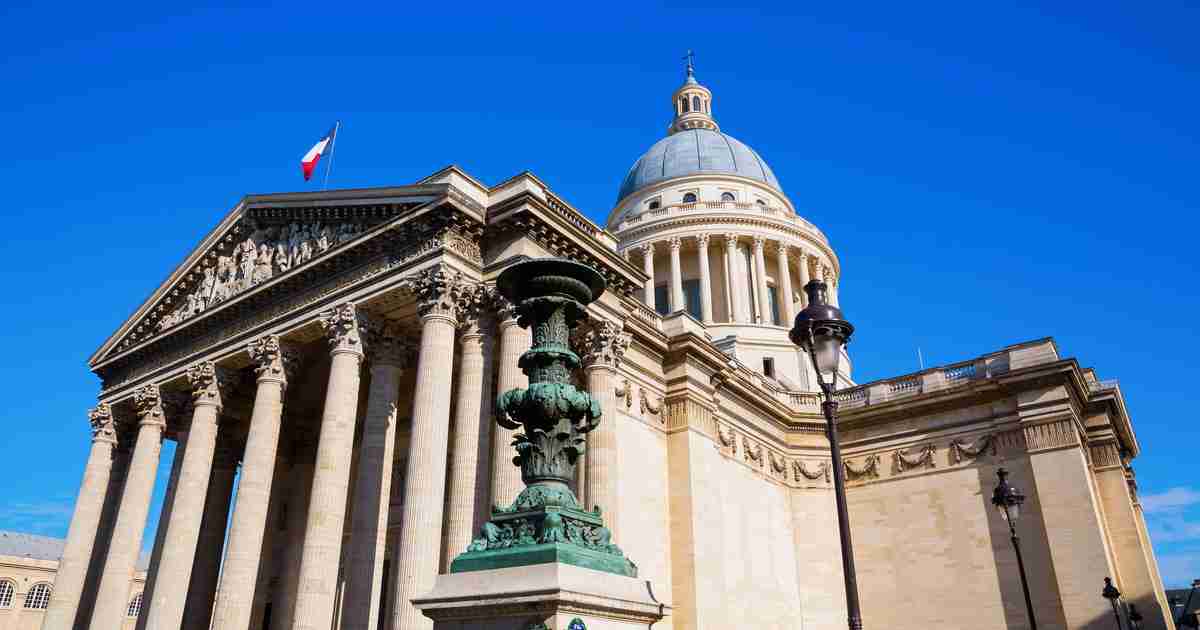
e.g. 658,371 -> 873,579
1102,577 -> 1121,601
789,280 -> 854,349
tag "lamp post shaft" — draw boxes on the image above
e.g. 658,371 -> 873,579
1008,526 -> 1038,630
823,398 -> 864,630
1109,601 -> 1125,630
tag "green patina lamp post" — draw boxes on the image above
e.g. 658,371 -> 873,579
450,258 -> 635,577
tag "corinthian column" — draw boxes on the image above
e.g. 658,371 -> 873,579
183,436 -> 239,630
143,361 -> 231,630
41,405 -> 119,630
443,286 -> 495,567
491,295 -> 527,510
391,268 -> 470,630
668,236 -> 684,313
210,336 -> 298,630
573,319 -> 630,531
796,251 -> 810,307
776,243 -> 795,325
640,241 -> 656,308
133,391 -> 188,630
695,234 -> 714,324
724,234 -> 746,323
88,385 -> 166,630
752,236 -> 770,324
341,322 -> 413,630
289,303 -> 366,630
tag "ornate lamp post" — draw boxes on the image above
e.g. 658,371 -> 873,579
450,258 -> 635,577
789,280 -> 862,630
1179,579 -> 1200,628
1102,577 -> 1125,630
1126,603 -> 1143,630
991,468 -> 1038,630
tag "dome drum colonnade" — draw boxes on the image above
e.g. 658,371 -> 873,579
623,232 -> 838,326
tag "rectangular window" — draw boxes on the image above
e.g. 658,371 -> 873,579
767,285 -> 782,325
763,357 -> 776,379
654,284 -> 670,316
683,279 -> 702,320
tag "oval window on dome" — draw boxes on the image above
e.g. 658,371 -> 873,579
682,192 -> 697,204
720,192 -> 736,202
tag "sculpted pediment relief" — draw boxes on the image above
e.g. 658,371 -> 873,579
97,191 -> 444,364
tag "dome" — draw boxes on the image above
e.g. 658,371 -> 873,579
616,128 -> 782,204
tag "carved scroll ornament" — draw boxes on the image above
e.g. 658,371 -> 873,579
844,454 -> 881,480
893,444 -> 936,473
949,434 -> 996,464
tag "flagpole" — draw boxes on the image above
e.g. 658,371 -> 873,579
322,120 -> 340,191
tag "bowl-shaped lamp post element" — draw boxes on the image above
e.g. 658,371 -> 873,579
992,468 -> 1037,630
789,280 -> 862,630
1102,577 -> 1125,630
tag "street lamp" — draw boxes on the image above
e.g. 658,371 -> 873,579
991,468 -> 1037,630
1179,579 -> 1200,628
1102,577 -> 1124,630
789,280 -> 862,630
1126,603 -> 1142,630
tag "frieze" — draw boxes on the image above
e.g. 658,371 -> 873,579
1089,441 -> 1123,470
99,214 -> 472,393
1023,419 -> 1079,453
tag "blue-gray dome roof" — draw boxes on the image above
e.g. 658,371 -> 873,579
617,128 -> 782,203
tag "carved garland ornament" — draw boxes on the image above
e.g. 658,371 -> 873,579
844,454 -> 881,480
717,423 -> 737,454
794,460 -> 831,483
893,443 -> 936,473
615,379 -> 633,410
949,434 -> 996,464
743,436 -> 764,466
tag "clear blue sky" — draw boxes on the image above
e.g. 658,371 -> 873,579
2,1 -> 1197,588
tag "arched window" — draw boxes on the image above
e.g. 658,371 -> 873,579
648,199 -> 661,210
127,592 -> 144,618
0,580 -> 14,608
682,192 -> 697,203
692,95 -> 701,112
720,192 -> 736,202
24,583 -> 51,609
755,199 -> 767,206
680,97 -> 690,113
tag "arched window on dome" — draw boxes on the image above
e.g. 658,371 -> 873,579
127,592 -> 144,618
24,583 -> 51,609
680,97 -> 690,113
692,96 -> 701,112
720,192 -> 736,202
755,199 -> 767,206
647,198 -> 661,210
682,192 -> 697,204
0,579 -> 14,608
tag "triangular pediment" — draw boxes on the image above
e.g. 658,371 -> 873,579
91,185 -> 447,367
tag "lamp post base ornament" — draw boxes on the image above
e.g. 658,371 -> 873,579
449,259 -> 636,578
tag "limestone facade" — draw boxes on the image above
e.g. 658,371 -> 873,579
36,65 -> 1173,630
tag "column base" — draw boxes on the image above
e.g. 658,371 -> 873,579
413,563 -> 668,630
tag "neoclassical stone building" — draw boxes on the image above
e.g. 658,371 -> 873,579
42,65 -> 1171,630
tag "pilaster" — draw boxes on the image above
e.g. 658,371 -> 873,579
574,318 -> 631,531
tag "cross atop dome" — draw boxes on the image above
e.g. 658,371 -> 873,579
669,51 -> 718,135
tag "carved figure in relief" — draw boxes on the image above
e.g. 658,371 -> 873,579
274,237 -> 291,273
288,222 -> 303,264
200,266 -> 217,302
317,224 -> 333,253
238,237 -> 257,289
253,242 -> 274,285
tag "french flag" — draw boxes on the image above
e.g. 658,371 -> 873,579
301,124 -> 338,181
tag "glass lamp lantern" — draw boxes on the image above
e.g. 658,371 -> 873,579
992,468 -> 1025,523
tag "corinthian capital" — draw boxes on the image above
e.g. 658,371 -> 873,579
88,404 -> 117,444
319,302 -> 366,356
696,233 -> 711,248
247,335 -> 302,384
572,318 -> 631,370
668,236 -> 682,252
723,233 -> 739,249
775,242 -> 789,257
407,267 -> 475,322
187,361 -> 234,408
133,384 -> 165,428
492,290 -> 519,325
639,241 -> 656,255
752,235 -> 766,250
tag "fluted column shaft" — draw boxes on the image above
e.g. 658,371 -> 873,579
89,387 -> 166,630
391,308 -> 459,630
134,424 -> 187,630
273,441 -> 317,630
668,237 -> 684,313
776,244 -> 795,325
724,235 -> 747,323
341,326 -> 410,630
491,307 -> 528,510
697,235 -> 713,324
41,406 -> 119,630
797,253 -> 811,307
182,442 -> 237,630
444,317 -> 495,568
290,304 -> 365,630
752,237 -> 770,324
211,337 -> 294,630
640,242 -> 656,308
143,362 -> 228,630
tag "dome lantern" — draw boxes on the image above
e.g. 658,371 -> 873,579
669,51 -> 718,135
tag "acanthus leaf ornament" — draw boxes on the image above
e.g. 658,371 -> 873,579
88,404 -> 117,444
319,302 -> 366,356
405,267 -> 475,322
186,360 -> 233,408
571,318 -> 630,370
247,335 -> 302,384
133,384 -> 166,428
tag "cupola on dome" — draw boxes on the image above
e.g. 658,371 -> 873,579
614,59 -> 783,204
